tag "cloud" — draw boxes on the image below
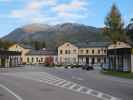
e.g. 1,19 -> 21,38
52,0 -> 89,23
11,0 -> 56,18
54,0 -> 88,13
10,0 -> 91,24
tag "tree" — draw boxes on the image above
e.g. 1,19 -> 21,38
126,18 -> 133,40
103,4 -> 125,43
0,39 -> 14,50
31,41 -> 46,50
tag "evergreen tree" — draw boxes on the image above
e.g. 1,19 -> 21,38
126,18 -> 133,40
0,39 -> 14,50
103,4 -> 125,43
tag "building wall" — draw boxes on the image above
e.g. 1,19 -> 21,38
0,55 -> 21,68
58,42 -> 79,65
26,55 -> 58,65
108,41 -> 131,49
8,44 -> 30,64
78,48 -> 107,65
78,48 -> 107,56
58,42 -> 107,65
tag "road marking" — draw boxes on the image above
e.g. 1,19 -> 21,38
0,84 -> 23,100
76,86 -> 85,92
72,76 -> 83,81
61,82 -> 71,87
2,72 -> 122,100
54,80 -> 66,86
69,84 -> 77,89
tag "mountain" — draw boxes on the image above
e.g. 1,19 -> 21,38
2,23 -> 110,48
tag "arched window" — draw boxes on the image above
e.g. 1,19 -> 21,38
60,50 -> 63,54
98,50 -> 100,54
32,57 -> 34,62
92,50 -> 95,54
27,57 -> 29,63
86,50 -> 89,54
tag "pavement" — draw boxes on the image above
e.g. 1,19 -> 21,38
0,65 -> 133,100
0,74 -> 99,100
41,67 -> 133,100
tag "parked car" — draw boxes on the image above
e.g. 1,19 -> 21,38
82,65 -> 94,70
71,65 -> 82,68
65,65 -> 71,69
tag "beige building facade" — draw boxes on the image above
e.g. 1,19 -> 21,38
78,47 -> 107,65
0,50 -> 21,68
8,44 -> 31,64
58,42 -> 79,65
58,42 -> 109,65
26,50 -> 58,65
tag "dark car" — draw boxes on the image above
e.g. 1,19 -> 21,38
82,65 -> 94,70
65,65 -> 71,69
71,65 -> 82,68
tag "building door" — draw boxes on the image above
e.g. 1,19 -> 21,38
86,57 -> 89,64
1,57 -> 6,67
92,58 -> 95,65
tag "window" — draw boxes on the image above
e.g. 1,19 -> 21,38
98,58 -> 101,63
60,50 -> 63,54
104,50 -> 106,54
65,50 -> 67,54
92,50 -> 94,54
73,50 -> 77,54
80,50 -> 84,54
68,50 -> 71,54
36,57 -> 38,62
41,58 -> 43,62
67,44 -> 69,46
27,57 -> 29,63
73,58 -> 76,63
98,50 -> 100,54
32,57 -> 34,62
104,57 -> 106,63
86,50 -> 89,54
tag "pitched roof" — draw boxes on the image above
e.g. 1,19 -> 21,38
26,49 -> 57,56
0,50 -> 21,55
74,42 -> 111,48
18,44 -> 33,49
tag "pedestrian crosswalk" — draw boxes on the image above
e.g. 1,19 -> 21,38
2,72 -> 121,100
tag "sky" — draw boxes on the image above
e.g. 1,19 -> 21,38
0,0 -> 132,37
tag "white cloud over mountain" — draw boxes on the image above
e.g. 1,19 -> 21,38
10,0 -> 90,24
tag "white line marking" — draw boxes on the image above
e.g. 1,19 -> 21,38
0,84 -> 23,100
72,76 -> 83,81
54,80 -> 66,86
61,82 -> 71,87
3,72 -> 122,100
86,88 -> 93,95
76,86 -> 85,92
97,92 -> 103,98
69,84 -> 77,89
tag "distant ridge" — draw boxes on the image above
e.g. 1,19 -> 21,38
2,23 -> 110,48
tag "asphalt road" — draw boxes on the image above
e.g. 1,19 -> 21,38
36,65 -> 133,100
0,66 -> 101,100
0,65 -> 133,100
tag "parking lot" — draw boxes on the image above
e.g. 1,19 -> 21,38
0,65 -> 133,100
